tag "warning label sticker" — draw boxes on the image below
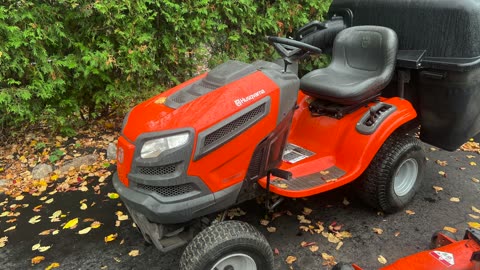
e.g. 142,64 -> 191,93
430,251 -> 455,267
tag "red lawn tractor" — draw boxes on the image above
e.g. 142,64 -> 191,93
113,1 -> 480,269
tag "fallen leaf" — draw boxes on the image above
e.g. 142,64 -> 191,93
38,245 -> 51,252
469,214 -> 480,219
117,214 -> 128,221
443,226 -> 457,233
378,255 -> 388,264
267,227 -> 277,233
0,211 -> 10,217
327,233 -> 341,243
467,155 -> 476,159
300,241 -> 316,247
45,262 -> 60,270
405,210 -> 415,215
468,222 -> 480,229
45,198 -> 54,204
78,227 -> 92,235
4,226 -> 16,232
372,228 -> 383,234
33,205 -> 43,212
104,233 -> 118,243
260,219 -> 269,226
433,186 -> 443,193
276,183 -> 288,189
321,253 -> 336,266
438,171 -> 446,177
297,215 -> 311,224
39,229 -> 54,236
50,210 -> 62,219
473,206 -> 480,214
336,241 -> 344,250
472,177 -> 480,183
285,256 -> 297,264
63,218 -> 79,229
470,162 -> 477,166
15,195 -> 24,201
29,215 -> 42,224
32,243 -> 41,251
0,236 -> 8,248
436,160 -> 448,166
128,250 -> 140,257
450,197 -> 460,203
115,220 -> 121,227
320,170 -> 329,175
274,248 -> 280,255
91,221 -> 102,229
337,231 -> 352,238
343,197 -> 350,206
80,203 -> 87,210
309,245 -> 319,252
303,207 -> 313,215
107,193 -> 119,199
6,219 -> 16,223
31,256 -> 45,265
52,230 -> 59,235
394,231 -> 401,237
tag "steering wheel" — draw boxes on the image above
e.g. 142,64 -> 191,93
267,36 -> 323,59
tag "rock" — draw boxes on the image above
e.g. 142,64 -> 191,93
107,143 -> 117,160
59,154 -> 98,174
32,164 -> 53,179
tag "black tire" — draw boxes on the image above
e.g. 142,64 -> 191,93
179,221 -> 274,270
355,134 -> 425,213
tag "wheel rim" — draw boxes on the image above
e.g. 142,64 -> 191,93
393,158 -> 419,197
211,253 -> 257,270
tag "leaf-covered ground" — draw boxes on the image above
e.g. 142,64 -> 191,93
0,125 -> 479,269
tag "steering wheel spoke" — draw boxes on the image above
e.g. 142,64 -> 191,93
267,36 -> 322,59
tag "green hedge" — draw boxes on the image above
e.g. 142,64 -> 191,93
0,0 -> 331,135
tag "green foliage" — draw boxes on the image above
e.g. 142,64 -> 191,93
0,0 -> 331,134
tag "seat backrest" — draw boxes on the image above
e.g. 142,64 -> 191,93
331,26 -> 398,78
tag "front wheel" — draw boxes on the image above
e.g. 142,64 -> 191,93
356,134 -> 425,213
179,220 -> 274,270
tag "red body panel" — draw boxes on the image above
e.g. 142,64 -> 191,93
258,93 -> 417,197
117,71 -> 281,192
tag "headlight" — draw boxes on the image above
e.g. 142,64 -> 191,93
140,133 -> 189,158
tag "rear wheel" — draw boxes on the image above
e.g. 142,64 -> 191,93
356,134 -> 425,213
179,220 -> 274,270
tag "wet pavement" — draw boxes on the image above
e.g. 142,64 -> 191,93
1,143 -> 479,269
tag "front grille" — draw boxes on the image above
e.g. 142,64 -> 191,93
137,183 -> 195,197
204,103 -> 266,147
138,164 -> 177,176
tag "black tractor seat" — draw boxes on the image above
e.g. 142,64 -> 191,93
300,26 -> 398,105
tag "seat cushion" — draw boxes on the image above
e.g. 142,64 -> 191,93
300,26 -> 398,105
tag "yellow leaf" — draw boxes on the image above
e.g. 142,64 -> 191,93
63,218 -> 79,229
260,219 -> 269,226
128,250 -> 140,257
107,193 -> 119,199
378,255 -> 388,264
468,222 -> 480,229
0,236 -> 8,248
469,214 -> 480,219
0,211 -> 10,217
45,198 -> 54,204
336,241 -> 344,250
91,221 -> 102,229
327,233 -> 341,243
309,245 -> 319,252
472,177 -> 479,183
29,215 -> 42,224
372,228 -> 383,234
303,207 -> 313,215
267,227 -> 277,233
45,262 -> 60,270
50,210 -> 62,219
78,227 -> 92,235
450,197 -> 460,202
443,226 -> 457,233
32,243 -> 41,251
4,226 -> 16,232
436,160 -> 448,166
104,233 -> 118,243
15,195 -> 24,201
285,255 -> 297,264
117,215 -> 128,221
438,171 -> 446,176
80,203 -> 87,210
473,206 -> 480,214
276,183 -> 288,189
31,256 -> 45,265
297,215 -> 311,224
38,245 -> 51,252
50,174 -> 59,181
433,186 -> 443,193
470,161 -> 477,166
405,210 -> 415,215
52,230 -> 59,235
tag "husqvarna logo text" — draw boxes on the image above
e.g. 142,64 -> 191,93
234,89 -> 266,107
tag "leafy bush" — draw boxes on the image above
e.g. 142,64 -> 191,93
0,0 -> 331,136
